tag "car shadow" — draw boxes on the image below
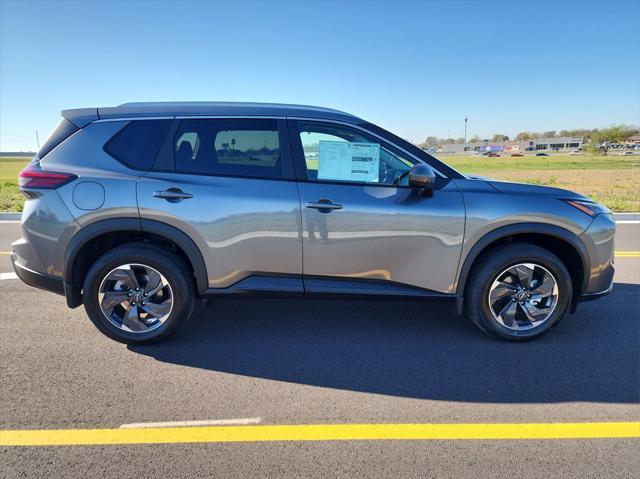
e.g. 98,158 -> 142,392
129,282 -> 640,404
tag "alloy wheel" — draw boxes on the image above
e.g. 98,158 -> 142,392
98,263 -> 173,333
488,262 -> 559,331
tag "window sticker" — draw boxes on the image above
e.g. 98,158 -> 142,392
317,141 -> 380,182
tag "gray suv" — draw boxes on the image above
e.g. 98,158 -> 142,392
12,102 -> 615,344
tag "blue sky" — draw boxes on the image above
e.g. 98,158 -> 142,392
1,0 -> 638,151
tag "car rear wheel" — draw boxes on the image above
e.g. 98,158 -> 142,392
465,243 -> 572,340
83,244 -> 195,344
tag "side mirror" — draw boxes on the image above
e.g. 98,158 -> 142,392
408,163 -> 436,196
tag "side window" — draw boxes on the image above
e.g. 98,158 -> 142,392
176,132 -> 199,160
296,121 -> 415,185
174,119 -> 287,179
104,120 -> 172,170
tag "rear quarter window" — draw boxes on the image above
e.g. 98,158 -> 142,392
104,120 -> 172,170
38,118 -> 79,159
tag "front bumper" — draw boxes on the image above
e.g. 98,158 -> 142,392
11,252 -> 65,296
578,213 -> 616,296
578,283 -> 613,302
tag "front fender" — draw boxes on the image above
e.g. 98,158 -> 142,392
455,222 -> 590,303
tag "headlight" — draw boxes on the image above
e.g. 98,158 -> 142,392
562,199 -> 610,217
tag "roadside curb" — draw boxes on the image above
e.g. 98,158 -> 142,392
0,213 -> 20,221
614,213 -> 640,222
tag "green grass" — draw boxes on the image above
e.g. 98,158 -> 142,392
0,158 -> 28,212
444,153 -> 640,172
1,153 -> 638,212
443,153 -> 640,211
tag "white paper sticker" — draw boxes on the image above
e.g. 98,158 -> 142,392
317,141 -> 380,182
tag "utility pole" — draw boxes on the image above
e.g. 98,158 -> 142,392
464,116 -> 468,144
35,130 -> 40,149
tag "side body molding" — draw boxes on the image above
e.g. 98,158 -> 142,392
455,222 -> 590,311
63,218 -> 208,308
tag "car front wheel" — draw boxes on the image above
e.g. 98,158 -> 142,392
465,243 -> 573,340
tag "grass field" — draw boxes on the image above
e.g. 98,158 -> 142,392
0,157 -> 29,212
0,153 -> 638,211
445,153 -> 640,212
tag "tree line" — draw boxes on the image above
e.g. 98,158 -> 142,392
419,124 -> 638,148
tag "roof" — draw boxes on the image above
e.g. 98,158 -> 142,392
533,136 -> 584,143
61,102 -> 362,128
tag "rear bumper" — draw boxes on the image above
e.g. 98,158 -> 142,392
11,252 -> 65,296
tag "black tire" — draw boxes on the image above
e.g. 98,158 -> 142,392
82,243 -> 195,344
465,242 -> 572,340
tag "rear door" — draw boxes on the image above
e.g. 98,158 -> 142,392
137,118 -> 303,293
289,120 -> 465,295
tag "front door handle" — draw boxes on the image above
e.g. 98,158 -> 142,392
153,188 -> 193,203
305,199 -> 343,212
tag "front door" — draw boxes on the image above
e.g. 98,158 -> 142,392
137,118 -> 302,292
289,120 -> 465,295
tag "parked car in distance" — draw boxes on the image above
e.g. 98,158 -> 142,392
620,150 -> 638,156
12,102 -> 615,344
487,152 -> 500,157
510,153 -> 524,157
569,150 -> 583,155
536,152 -> 550,157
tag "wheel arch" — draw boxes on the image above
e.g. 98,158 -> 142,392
63,218 -> 208,307
455,223 -> 589,314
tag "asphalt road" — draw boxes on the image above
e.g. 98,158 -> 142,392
1,219 -> 638,478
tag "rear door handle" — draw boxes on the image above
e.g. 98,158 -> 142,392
153,188 -> 193,202
305,199 -> 343,212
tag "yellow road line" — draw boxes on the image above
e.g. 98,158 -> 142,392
0,251 -> 11,255
615,251 -> 640,257
1,422 -> 638,447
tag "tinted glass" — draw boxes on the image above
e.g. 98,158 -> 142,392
174,119 -> 284,178
104,120 -> 172,170
296,121 -> 414,185
38,118 -> 79,159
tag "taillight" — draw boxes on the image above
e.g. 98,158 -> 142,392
19,163 -> 77,189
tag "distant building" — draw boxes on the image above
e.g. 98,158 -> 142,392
440,137 -> 583,155
441,141 -> 524,155
503,141 -> 526,153
533,137 -> 583,151
441,142 -> 498,154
